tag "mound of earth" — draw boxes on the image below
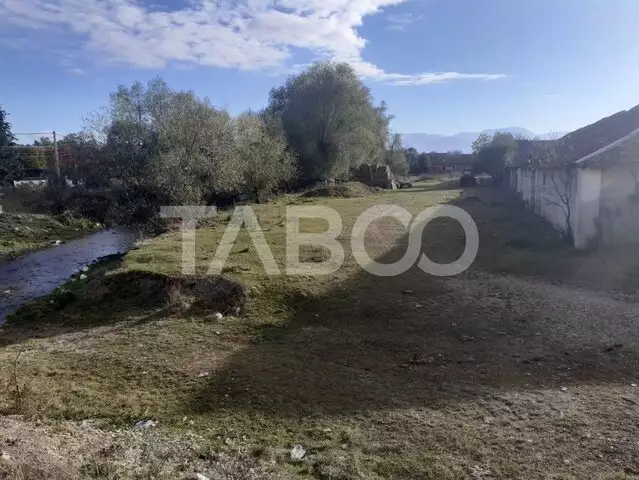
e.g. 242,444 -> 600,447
99,270 -> 249,315
11,268 -> 249,325
301,181 -> 377,199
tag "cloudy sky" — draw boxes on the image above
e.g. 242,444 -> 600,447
1,0 -> 639,141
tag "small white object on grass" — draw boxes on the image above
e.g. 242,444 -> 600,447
290,444 -> 306,462
185,474 -> 210,480
80,274 -> 87,280
214,312 -> 223,321
53,240 -> 62,245
82,266 -> 90,272
561,387 -> 568,392
134,419 -> 157,430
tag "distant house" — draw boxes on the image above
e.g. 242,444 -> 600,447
12,169 -> 75,189
509,105 -> 639,247
12,169 -> 49,188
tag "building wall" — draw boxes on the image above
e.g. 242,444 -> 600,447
511,163 -> 639,247
572,168 -> 601,248
599,163 -> 639,244
512,167 -> 579,236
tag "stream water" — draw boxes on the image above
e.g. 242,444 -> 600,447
0,228 -> 137,324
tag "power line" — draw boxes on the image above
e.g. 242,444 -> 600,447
0,145 -> 55,149
14,132 -> 54,136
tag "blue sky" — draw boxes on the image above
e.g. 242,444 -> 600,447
1,0 -> 638,144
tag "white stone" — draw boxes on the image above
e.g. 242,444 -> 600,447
290,444 -> 306,462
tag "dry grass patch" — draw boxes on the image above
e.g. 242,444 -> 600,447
0,416 -> 276,480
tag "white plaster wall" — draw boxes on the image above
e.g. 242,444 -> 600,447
512,162 -> 639,246
512,167 -> 579,240
572,168 -> 601,248
538,168 -> 576,235
599,163 -> 639,244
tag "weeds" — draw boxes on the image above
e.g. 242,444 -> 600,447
7,345 -> 30,414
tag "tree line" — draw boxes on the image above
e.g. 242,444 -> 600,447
1,62 -> 416,218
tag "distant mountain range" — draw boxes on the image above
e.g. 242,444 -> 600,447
402,128 -> 567,154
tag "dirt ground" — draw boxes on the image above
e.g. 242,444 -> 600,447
1,182 -> 639,479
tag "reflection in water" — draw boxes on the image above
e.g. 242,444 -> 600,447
0,228 -> 137,324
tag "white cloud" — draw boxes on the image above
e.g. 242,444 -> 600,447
0,0 -> 506,85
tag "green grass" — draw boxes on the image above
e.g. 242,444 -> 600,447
0,188 -> 99,261
0,212 -> 99,261
2,180 -> 639,479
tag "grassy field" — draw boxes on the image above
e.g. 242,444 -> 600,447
2,180 -> 639,479
0,188 -> 99,262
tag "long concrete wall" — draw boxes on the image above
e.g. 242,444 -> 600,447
510,166 -> 598,247
599,163 -> 639,244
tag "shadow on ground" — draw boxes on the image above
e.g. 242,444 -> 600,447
187,186 -> 639,418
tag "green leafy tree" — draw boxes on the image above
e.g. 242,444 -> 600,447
89,78 -> 283,207
33,137 -> 53,146
234,113 -> 297,202
404,147 -> 419,173
267,61 -> 389,183
0,106 -> 16,147
386,133 -> 409,177
471,132 -> 492,155
473,132 -> 518,180
417,152 -> 431,172
0,106 -> 19,182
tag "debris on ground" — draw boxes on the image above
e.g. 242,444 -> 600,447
185,473 -> 210,480
214,312 -> 224,321
134,419 -> 157,430
290,444 -> 306,462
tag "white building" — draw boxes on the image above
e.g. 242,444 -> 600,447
510,108 -> 639,248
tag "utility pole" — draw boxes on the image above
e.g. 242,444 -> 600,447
52,130 -> 61,179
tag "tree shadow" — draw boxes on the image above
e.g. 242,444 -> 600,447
187,187 -> 639,418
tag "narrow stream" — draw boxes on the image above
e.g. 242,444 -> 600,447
0,228 -> 137,324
